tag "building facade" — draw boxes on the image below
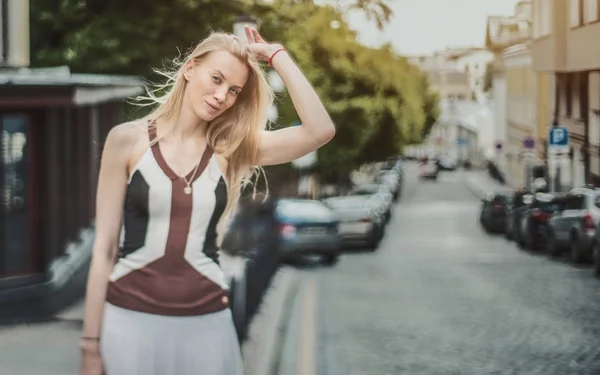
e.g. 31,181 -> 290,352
502,43 -> 539,188
532,0 -> 600,188
447,48 -> 495,103
0,0 -> 143,321
485,0 -> 533,185
408,48 -> 494,103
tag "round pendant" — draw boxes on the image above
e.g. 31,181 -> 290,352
184,186 -> 192,195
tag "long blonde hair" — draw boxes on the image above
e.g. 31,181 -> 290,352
135,31 -> 274,245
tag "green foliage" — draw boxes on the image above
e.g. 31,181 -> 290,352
267,2 -> 439,178
30,0 -> 438,183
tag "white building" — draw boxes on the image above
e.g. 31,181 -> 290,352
427,99 -> 495,166
449,49 -> 495,103
408,47 -> 494,103
485,0 -> 533,180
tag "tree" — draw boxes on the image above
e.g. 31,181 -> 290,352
30,0 -> 438,185
266,2 -> 438,180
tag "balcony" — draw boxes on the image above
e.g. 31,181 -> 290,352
486,16 -> 531,52
532,0 -> 568,72
566,22 -> 600,71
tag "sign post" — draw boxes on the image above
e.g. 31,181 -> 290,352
548,127 -> 569,193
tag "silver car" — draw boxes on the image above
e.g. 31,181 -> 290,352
546,187 -> 600,263
322,195 -> 384,249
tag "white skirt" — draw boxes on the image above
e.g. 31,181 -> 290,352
100,303 -> 244,375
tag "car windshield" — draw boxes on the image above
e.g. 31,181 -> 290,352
352,184 -> 381,195
324,196 -> 368,210
537,201 -> 562,212
276,200 -> 334,221
594,194 -> 600,209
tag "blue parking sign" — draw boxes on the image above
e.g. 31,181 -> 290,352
548,127 -> 569,148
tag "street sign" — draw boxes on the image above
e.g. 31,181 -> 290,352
548,127 -> 569,148
523,136 -> 535,149
456,137 -> 468,146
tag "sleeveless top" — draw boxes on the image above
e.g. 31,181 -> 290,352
105,126 -> 230,316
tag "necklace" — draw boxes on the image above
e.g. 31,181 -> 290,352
182,160 -> 201,195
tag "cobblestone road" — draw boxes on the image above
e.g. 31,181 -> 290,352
296,165 -> 600,375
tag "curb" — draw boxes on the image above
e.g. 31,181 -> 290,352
242,267 -> 300,375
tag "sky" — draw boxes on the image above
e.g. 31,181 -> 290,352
344,0 -> 522,55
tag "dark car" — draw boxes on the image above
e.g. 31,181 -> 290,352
517,192 -> 564,250
504,189 -> 534,241
479,192 -> 512,233
274,199 -> 343,265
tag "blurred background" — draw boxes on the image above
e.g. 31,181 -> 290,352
2,0 -> 600,374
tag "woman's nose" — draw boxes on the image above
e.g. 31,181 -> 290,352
213,87 -> 227,102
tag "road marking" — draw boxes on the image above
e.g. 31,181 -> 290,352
297,278 -> 317,375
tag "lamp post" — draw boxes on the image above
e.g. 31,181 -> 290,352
232,15 -> 285,123
232,15 -> 259,43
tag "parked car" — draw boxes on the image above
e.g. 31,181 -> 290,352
437,156 -> 458,171
504,189 -> 534,241
517,192 -> 564,250
350,183 -> 394,222
546,186 -> 600,263
479,191 -> 512,233
376,169 -> 401,201
274,198 -> 343,265
419,160 -> 439,180
322,195 -> 384,249
221,198 -> 281,341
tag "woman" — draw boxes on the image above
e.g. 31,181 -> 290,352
80,26 -> 335,375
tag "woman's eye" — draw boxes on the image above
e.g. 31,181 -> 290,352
212,76 -> 221,83
230,88 -> 239,96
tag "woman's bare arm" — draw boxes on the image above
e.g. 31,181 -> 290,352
80,123 -> 138,348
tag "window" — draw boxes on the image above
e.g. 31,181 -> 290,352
583,0 -> 599,23
533,0 -> 553,37
542,0 -> 552,35
570,0 -> 583,27
533,0 -> 542,37
560,74 -> 573,117
590,72 -> 600,147
565,194 -> 586,210
1,114 -> 31,275
572,73 -> 581,119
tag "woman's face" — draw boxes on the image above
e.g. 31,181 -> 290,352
183,49 -> 250,122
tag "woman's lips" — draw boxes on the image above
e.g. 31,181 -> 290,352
205,101 -> 219,112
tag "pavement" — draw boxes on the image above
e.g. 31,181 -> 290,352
0,259 -> 301,375
460,168 -> 510,199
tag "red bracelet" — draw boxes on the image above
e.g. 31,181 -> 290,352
268,47 -> 286,67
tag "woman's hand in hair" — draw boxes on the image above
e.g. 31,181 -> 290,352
244,26 -> 284,62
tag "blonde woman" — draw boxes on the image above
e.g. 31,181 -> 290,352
79,27 -> 335,375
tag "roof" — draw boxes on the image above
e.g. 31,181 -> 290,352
0,66 -> 145,106
0,66 -> 143,87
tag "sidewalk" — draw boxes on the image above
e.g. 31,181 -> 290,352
0,266 -> 300,375
460,169 -> 512,199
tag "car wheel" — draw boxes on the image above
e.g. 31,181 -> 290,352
570,235 -> 585,264
546,230 -> 560,256
323,253 -> 339,265
593,242 -> 600,278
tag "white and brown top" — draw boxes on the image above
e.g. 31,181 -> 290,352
106,126 -> 229,316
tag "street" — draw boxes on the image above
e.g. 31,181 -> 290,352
279,163 -> 600,375
2,164 -> 600,375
